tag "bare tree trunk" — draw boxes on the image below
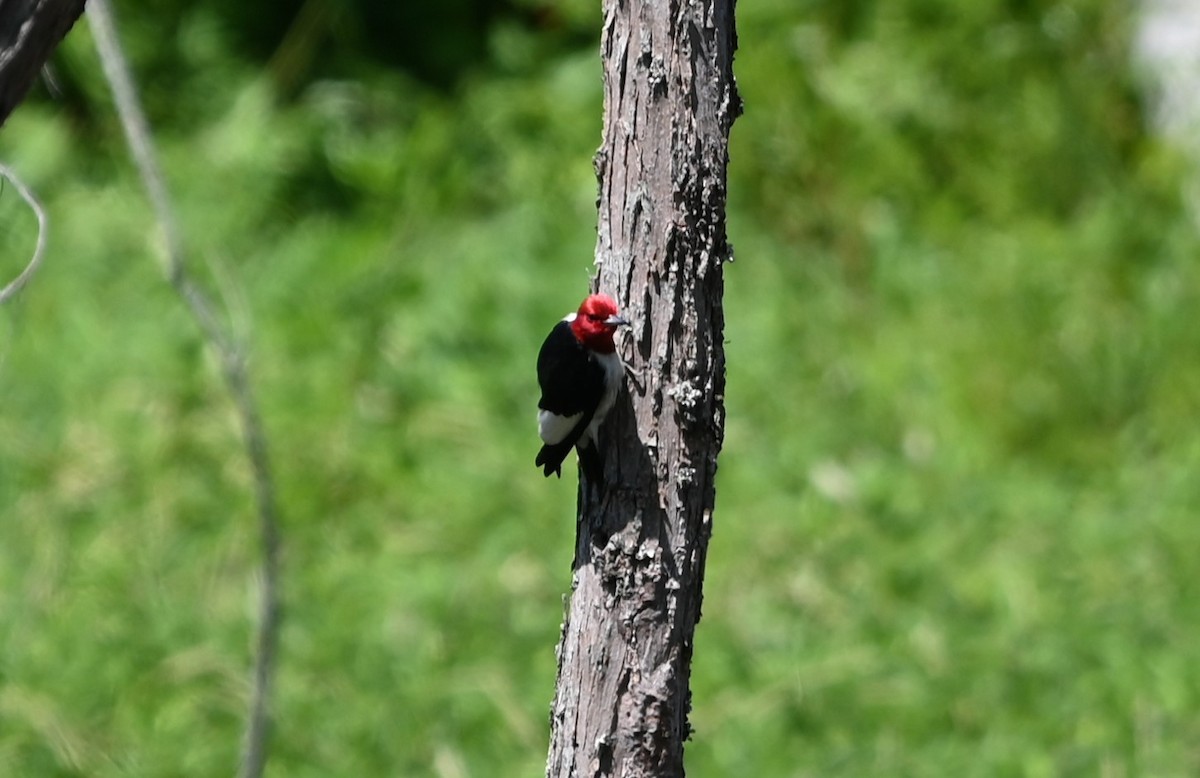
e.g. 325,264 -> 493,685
0,0 -> 87,127
546,0 -> 740,774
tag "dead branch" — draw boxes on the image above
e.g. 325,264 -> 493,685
0,161 -> 48,304
87,3 -> 282,777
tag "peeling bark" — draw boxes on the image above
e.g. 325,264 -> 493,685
0,0 -> 87,127
546,0 -> 740,774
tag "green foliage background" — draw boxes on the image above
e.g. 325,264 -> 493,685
3,0 -> 1200,775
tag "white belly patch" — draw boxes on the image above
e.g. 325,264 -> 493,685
539,409 -> 582,445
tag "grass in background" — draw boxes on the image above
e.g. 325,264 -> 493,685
2,1 -> 1200,775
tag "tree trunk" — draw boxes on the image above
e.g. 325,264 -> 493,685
0,0 -> 87,127
546,0 -> 740,774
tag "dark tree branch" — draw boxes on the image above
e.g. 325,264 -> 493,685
547,0 -> 740,775
0,0 -> 87,127
87,3 -> 282,777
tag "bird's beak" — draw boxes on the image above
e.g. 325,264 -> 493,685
605,314 -> 631,328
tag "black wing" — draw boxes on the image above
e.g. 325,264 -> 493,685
535,320 -> 605,477
537,320 -> 605,416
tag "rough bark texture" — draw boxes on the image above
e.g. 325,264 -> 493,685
0,0 -> 87,127
546,0 -> 740,775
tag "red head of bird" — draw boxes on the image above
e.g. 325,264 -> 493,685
569,294 -> 629,354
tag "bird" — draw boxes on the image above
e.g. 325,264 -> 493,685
535,293 -> 630,481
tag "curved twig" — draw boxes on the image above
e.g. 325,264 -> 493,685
87,3 -> 282,777
0,162 -> 48,304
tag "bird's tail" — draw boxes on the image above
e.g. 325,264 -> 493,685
536,440 -> 604,482
535,443 -> 567,478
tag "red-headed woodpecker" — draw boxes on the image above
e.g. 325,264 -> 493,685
536,294 -> 630,480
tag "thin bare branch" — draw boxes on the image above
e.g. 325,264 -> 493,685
0,162 -> 48,304
86,3 -> 282,777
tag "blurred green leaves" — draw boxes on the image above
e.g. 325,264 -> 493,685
2,0 -> 1200,775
